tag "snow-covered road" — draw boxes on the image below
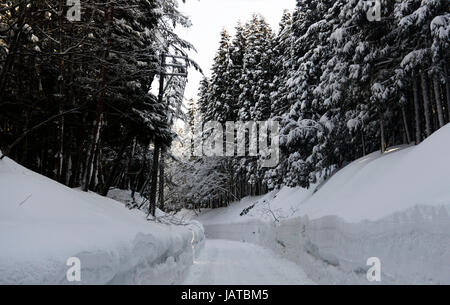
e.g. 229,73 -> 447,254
182,239 -> 314,285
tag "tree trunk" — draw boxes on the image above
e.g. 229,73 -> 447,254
401,105 -> 411,144
361,128 -> 366,156
421,71 -> 432,137
97,152 -> 105,191
444,62 -> 450,123
158,148 -> 165,211
132,151 -> 147,202
380,113 -> 386,153
412,74 -> 421,144
56,0 -> 66,182
83,118 -> 102,191
148,141 -> 161,216
89,147 -> 100,191
433,74 -> 445,128
101,139 -> 129,196
82,4 -> 114,191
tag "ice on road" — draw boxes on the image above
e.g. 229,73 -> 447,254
182,239 -> 314,285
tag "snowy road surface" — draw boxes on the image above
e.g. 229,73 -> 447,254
182,239 -> 314,285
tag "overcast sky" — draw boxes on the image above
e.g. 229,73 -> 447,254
175,0 -> 296,103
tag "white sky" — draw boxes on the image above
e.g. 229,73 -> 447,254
176,0 -> 296,103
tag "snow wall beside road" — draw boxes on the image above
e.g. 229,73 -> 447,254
205,205 -> 450,284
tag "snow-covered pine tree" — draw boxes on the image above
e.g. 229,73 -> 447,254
237,15 -> 274,122
0,0 -> 197,205
208,29 -> 234,123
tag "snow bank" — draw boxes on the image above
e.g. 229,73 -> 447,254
204,205 -> 450,285
197,124 -> 450,284
296,124 -> 450,222
0,156 -> 204,284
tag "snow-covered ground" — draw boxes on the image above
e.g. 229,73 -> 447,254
2,125 -> 449,285
0,154 -> 204,284
187,124 -> 450,284
182,239 -> 314,285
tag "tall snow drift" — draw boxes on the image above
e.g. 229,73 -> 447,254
296,123 -> 450,222
0,155 -> 204,284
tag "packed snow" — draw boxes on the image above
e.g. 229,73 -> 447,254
182,239 -> 314,285
0,154 -> 204,284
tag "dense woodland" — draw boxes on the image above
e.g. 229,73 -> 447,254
0,0 -> 196,215
1,0 -> 449,214
169,0 -> 450,210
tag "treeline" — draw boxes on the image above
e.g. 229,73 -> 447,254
0,0 -> 194,215
169,0 -> 449,210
